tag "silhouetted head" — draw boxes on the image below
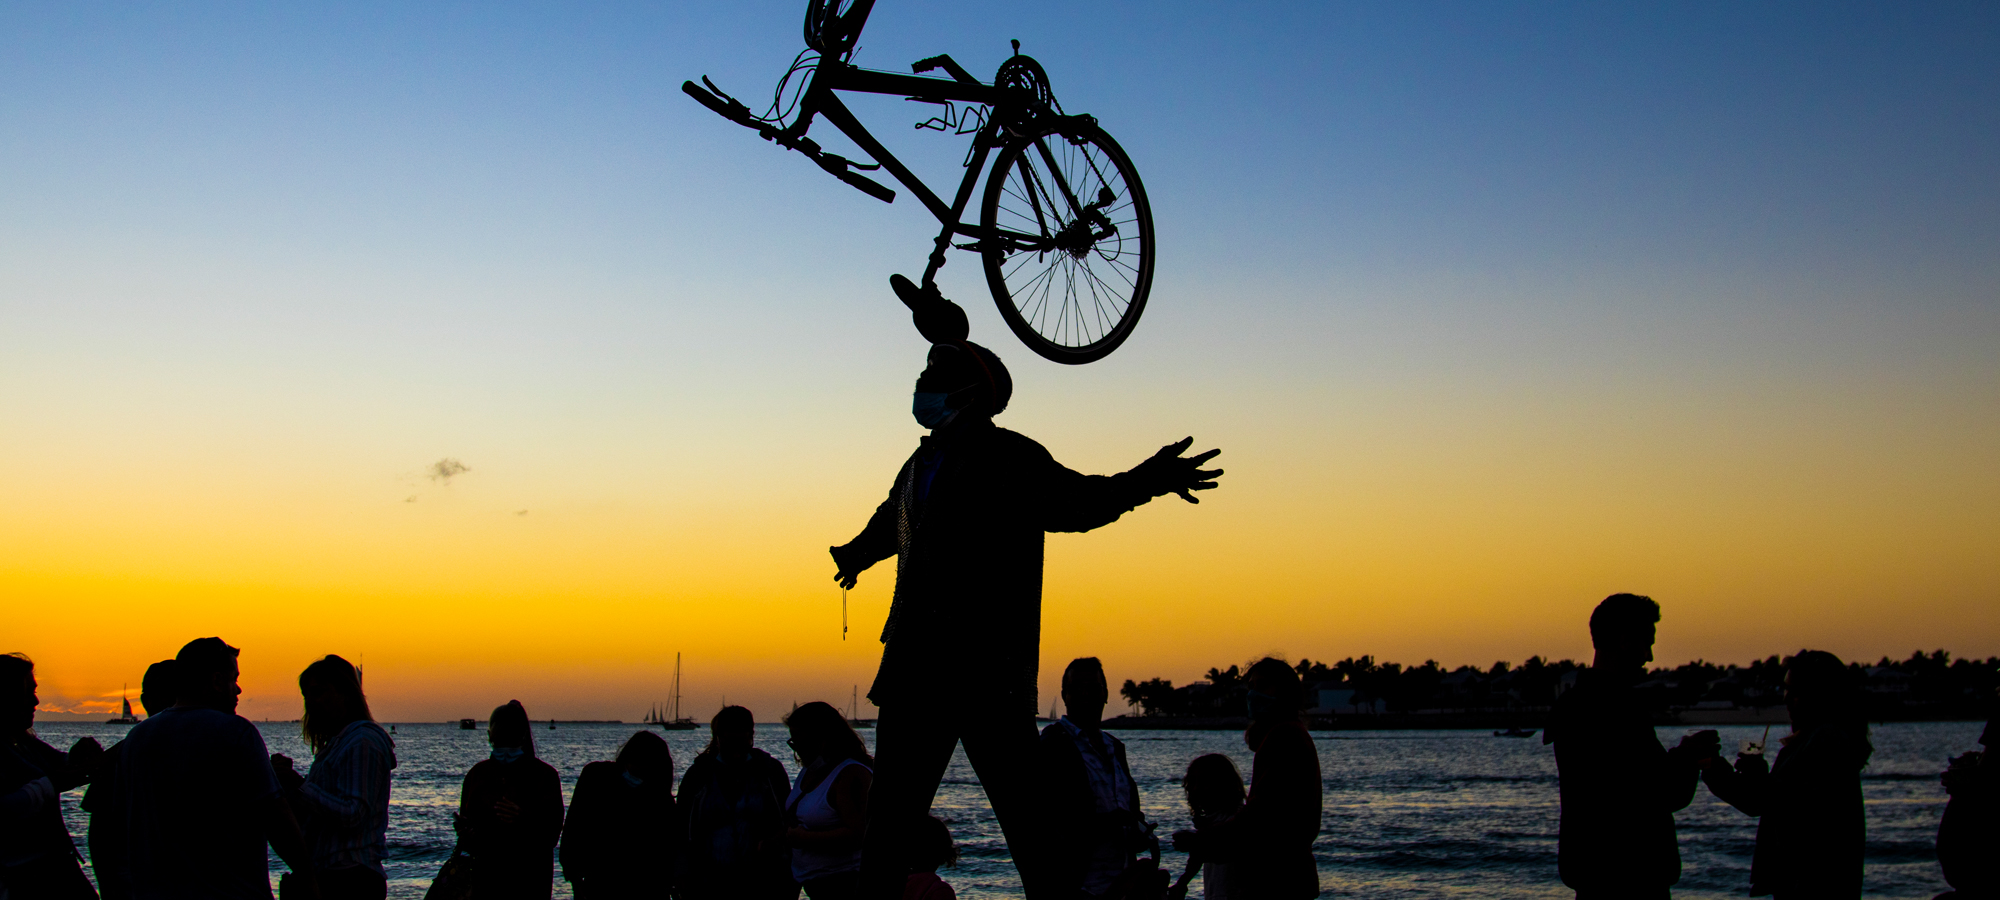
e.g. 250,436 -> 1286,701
705,705 -> 755,758
913,342 -> 1011,429
175,637 -> 242,712
616,730 -> 674,784
299,655 -> 373,754
1182,753 -> 1246,821
139,659 -> 178,716
1785,650 -> 1861,730
784,701 -> 871,767
905,814 -> 958,874
2,653 -> 35,735
1588,594 -> 1660,672
1245,657 -> 1303,722
489,700 -> 535,757
1061,657 -> 1109,728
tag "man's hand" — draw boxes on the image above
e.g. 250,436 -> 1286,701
1671,729 -> 1721,765
66,736 -> 104,774
493,796 -> 523,824
1131,438 -> 1223,504
830,544 -> 863,590
1170,828 -> 1202,854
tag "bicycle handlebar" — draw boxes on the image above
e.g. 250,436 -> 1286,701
684,79 -> 896,204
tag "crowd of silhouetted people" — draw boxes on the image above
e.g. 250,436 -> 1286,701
0,636 -> 1320,900
5,610 -> 1998,900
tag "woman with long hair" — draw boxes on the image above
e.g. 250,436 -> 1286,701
1702,650 -> 1874,899
560,730 -> 679,899
272,655 -> 397,900
1,652 -> 102,899
782,702 -> 874,900
458,700 -> 566,900
676,705 -> 793,900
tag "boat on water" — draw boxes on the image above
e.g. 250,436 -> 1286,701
1493,727 -> 1537,738
459,718 -> 478,730
648,653 -> 699,730
106,688 -> 140,725
847,686 -> 874,729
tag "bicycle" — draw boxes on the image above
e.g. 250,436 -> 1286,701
682,0 -> 1155,364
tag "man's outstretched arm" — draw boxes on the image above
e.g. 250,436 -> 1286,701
1041,437 -> 1223,533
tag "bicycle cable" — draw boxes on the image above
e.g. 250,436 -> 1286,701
751,48 -> 822,128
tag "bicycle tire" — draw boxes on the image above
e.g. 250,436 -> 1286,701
979,118 -> 1153,365
803,0 -> 873,60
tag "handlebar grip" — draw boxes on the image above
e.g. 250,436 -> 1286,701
912,55 -> 947,74
838,169 -> 896,204
683,81 -> 736,118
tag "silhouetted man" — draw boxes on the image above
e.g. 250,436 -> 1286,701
117,638 -> 313,899
1037,658 -> 1148,899
1544,594 -> 1718,900
834,282 -> 1221,900
81,658 -> 177,900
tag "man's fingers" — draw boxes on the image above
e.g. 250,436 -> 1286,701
1159,436 -> 1194,457
1186,481 -> 1218,491
1174,489 -> 1200,504
1194,468 -> 1224,480
1188,449 -> 1221,465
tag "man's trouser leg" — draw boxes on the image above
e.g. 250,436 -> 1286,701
860,704 -> 960,900
959,706 -> 1045,899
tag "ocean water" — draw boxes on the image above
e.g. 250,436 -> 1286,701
35,719 -> 1978,899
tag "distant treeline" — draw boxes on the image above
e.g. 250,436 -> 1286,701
1119,649 -> 2000,720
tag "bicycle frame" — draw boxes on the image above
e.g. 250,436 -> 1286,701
787,59 -> 1027,290
687,0 -> 1154,363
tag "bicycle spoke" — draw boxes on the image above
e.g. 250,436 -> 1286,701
980,119 -> 1151,360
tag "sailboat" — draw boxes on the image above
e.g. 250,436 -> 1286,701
106,685 -> 140,725
653,653 -> 698,730
847,685 -> 874,729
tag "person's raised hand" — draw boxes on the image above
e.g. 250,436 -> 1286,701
1133,437 -> 1223,504
493,795 -> 522,824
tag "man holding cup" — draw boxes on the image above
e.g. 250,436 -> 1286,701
1545,594 -> 1720,900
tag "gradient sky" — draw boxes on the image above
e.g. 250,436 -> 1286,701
5,1 -> 1996,722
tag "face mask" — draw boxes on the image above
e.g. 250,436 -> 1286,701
912,392 -> 958,429
490,747 -> 525,764
1246,689 -> 1281,721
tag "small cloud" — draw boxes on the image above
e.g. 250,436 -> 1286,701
405,495 -> 419,503
427,458 -> 471,485
515,509 -> 529,516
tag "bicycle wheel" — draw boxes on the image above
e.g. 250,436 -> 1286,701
979,117 -> 1154,365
